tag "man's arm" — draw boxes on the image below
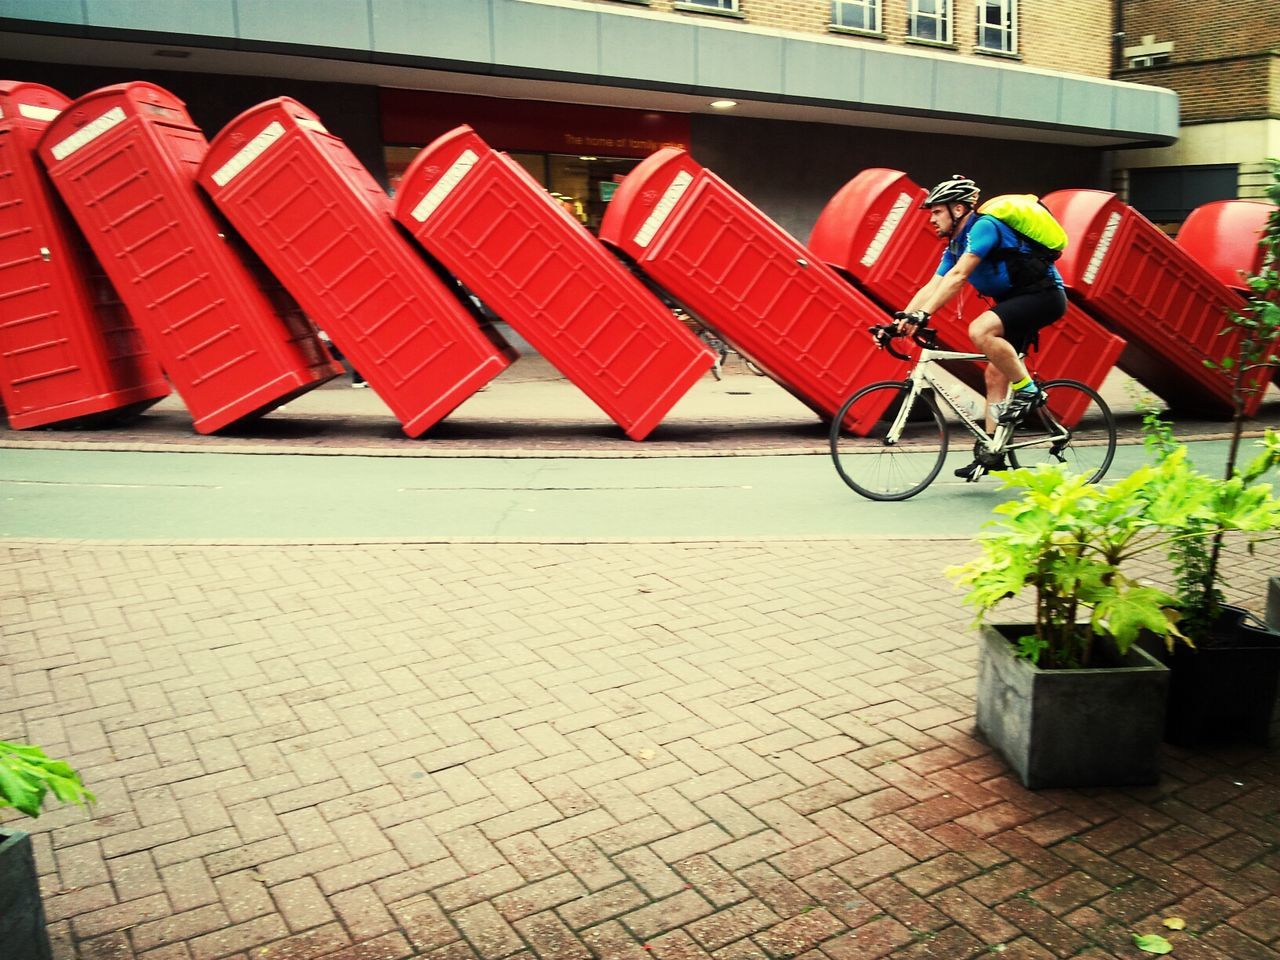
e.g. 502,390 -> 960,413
913,252 -> 980,316
903,274 -> 946,314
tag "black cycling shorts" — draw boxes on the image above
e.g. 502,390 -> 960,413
991,286 -> 1068,353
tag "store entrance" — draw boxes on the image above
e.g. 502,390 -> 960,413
385,147 -> 639,235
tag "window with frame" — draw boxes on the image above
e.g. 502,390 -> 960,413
977,0 -> 1016,53
832,0 -> 880,33
908,0 -> 951,43
677,0 -> 739,10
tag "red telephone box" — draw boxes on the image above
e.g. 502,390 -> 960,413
600,149 -> 902,424
0,81 -> 168,429
200,99 -> 515,438
38,82 -> 340,434
391,126 -> 712,441
809,168 -> 946,313
1176,199 -> 1272,294
809,169 -> 1124,426
1043,189 -> 1262,417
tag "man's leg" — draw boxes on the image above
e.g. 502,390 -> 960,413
968,311 -> 1029,430
982,363 -> 1010,434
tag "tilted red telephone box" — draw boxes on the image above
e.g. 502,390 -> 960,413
392,126 -> 713,441
1176,199 -> 1272,294
38,82 -> 340,434
0,80 -> 168,428
599,149 -> 903,426
809,169 -> 1125,426
200,99 -> 515,438
1044,189 -> 1263,417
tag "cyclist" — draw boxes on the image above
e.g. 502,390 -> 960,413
894,175 -> 1067,480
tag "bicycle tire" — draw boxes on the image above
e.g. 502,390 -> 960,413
1007,379 -> 1116,484
830,381 -> 948,501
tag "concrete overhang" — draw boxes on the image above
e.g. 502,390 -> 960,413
0,0 -> 1179,148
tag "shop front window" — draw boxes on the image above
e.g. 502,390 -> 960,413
547,154 -> 639,233
382,147 -> 639,235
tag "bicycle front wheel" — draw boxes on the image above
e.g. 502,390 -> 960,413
830,381 -> 948,501
1008,379 -> 1116,484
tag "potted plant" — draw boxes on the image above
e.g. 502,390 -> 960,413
1139,403 -> 1280,744
1141,161 -> 1280,745
947,455 -> 1279,788
1,740 -> 94,960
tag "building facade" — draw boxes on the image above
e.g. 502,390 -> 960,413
0,0 -> 1175,242
575,0 -> 1115,78
1110,0 -> 1279,229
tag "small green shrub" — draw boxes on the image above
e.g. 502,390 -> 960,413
0,741 -> 95,819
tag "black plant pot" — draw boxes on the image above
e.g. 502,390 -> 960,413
0,829 -> 53,960
1164,604 -> 1280,746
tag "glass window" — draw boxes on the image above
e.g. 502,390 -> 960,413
381,147 -> 639,235
977,0 -> 1016,53
1129,164 -> 1238,227
833,0 -> 880,33
908,0 -> 950,43
547,155 -> 641,234
679,0 -> 738,9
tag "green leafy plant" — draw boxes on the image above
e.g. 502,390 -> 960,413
1206,159 -> 1280,483
0,741 -> 95,819
948,451 -> 1280,669
1153,162 -> 1280,641
1138,393 -> 1280,639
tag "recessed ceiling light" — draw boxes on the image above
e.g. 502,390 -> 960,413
578,155 -> 598,161
709,99 -> 738,109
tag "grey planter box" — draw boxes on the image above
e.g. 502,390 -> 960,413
976,624 -> 1169,789
0,829 -> 52,960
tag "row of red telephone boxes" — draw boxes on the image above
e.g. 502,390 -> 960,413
0,79 -> 1272,439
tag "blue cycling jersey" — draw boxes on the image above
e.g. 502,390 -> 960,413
936,215 -> 1064,300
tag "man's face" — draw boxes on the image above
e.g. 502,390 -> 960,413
928,203 -> 963,237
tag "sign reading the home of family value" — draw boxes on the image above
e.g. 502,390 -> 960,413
380,89 -> 689,158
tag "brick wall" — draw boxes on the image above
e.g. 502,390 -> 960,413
1273,55 -> 1280,116
1018,0 -> 1111,78
578,0 -> 1112,77
1117,0 -> 1280,123
1118,55 -> 1277,123
1121,0 -> 1280,63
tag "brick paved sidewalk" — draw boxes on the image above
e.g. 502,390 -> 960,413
3,538 -> 1278,960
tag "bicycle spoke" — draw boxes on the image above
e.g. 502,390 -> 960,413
1007,379 -> 1116,483
830,382 -> 948,501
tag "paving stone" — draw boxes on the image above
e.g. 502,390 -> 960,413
816,916 -> 914,959
621,889 -> 715,940
557,882 -> 650,931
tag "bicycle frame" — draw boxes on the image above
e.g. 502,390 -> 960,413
883,346 -> 1070,459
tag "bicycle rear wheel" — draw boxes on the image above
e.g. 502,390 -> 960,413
1007,379 -> 1116,483
830,381 -> 948,501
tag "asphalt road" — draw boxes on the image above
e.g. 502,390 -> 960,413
0,439 -> 1227,541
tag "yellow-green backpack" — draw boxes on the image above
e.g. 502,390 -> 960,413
977,194 -> 1069,255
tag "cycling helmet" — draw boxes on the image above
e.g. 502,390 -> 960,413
921,175 -> 980,209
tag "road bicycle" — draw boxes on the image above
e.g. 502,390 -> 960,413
829,324 -> 1117,501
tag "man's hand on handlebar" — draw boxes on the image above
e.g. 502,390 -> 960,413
869,313 -> 937,359
893,309 -> 930,332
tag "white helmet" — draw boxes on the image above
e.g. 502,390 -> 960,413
921,175 -> 980,209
